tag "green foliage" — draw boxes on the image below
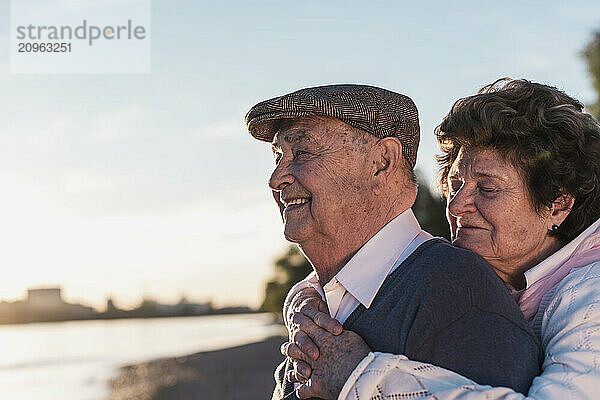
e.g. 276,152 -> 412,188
412,177 -> 450,239
260,245 -> 312,314
584,31 -> 600,118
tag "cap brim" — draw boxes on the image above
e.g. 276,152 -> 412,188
247,111 -> 324,142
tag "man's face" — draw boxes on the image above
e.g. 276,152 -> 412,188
269,117 -> 374,247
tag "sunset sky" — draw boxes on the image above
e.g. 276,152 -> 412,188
0,0 -> 599,310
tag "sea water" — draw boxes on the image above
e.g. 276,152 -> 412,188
0,313 -> 283,400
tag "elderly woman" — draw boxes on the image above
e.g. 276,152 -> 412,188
282,79 -> 600,399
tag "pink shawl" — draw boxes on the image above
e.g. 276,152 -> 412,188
517,219 -> 600,321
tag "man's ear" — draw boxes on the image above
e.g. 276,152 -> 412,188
373,137 -> 402,178
549,193 -> 575,227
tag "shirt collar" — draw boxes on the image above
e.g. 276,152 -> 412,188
524,217 -> 600,288
327,209 -> 424,309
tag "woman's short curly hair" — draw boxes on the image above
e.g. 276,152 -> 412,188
436,78 -> 600,242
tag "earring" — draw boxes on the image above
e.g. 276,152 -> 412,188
552,224 -> 559,231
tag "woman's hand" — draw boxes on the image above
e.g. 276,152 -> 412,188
284,288 -> 343,358
284,311 -> 370,399
285,287 -> 342,336
285,287 -> 323,337
281,294 -> 368,399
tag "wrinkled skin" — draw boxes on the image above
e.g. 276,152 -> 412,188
269,117 -> 377,254
285,288 -> 342,342
282,146 -> 575,396
446,146 -> 571,287
268,116 -> 411,285
282,295 -> 369,399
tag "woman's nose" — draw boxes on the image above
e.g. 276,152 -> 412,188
447,185 -> 477,217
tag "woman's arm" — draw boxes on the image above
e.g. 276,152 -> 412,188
337,263 -> 600,400
339,353 -> 522,400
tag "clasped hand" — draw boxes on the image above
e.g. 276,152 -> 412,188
281,288 -> 370,399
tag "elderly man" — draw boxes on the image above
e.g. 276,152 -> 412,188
245,85 -> 540,400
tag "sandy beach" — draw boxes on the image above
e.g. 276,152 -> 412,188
109,335 -> 286,400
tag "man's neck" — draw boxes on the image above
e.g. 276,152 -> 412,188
312,249 -> 358,286
301,209 -> 410,286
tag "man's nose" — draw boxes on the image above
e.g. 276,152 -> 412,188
447,185 -> 476,217
268,159 -> 294,192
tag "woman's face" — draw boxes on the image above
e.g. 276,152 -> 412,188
446,146 -> 560,287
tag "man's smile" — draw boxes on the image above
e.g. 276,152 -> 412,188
281,196 -> 312,209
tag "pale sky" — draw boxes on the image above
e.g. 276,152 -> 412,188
0,0 -> 599,310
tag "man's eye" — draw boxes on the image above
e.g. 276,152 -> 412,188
293,150 -> 310,159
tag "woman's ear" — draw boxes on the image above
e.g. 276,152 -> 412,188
549,194 -> 575,227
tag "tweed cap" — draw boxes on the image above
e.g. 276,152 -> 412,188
245,84 -> 420,167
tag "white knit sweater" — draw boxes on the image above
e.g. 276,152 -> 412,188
338,260 -> 600,400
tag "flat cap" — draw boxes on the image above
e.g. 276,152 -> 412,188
245,84 -> 420,168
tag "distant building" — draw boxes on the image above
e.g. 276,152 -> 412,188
27,288 -> 63,309
0,287 -> 247,325
0,287 -> 96,325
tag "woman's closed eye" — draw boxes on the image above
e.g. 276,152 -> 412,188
478,184 -> 500,195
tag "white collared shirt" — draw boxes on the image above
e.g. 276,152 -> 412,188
292,209 -> 433,324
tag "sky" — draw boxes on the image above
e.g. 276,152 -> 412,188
0,0 -> 599,310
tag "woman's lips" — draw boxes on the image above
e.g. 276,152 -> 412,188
457,224 -> 486,231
